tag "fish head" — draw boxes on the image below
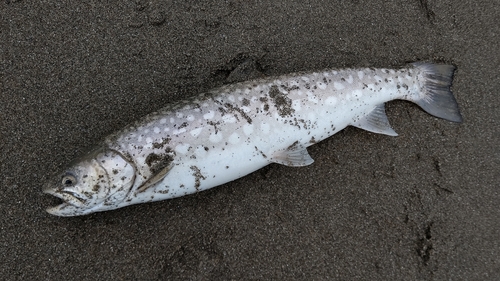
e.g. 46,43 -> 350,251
44,148 -> 136,216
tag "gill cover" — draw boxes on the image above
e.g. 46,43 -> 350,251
44,148 -> 136,216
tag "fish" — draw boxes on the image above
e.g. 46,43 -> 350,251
43,62 -> 462,216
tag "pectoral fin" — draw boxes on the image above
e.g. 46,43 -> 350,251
136,163 -> 173,193
352,103 -> 398,136
271,142 -> 314,167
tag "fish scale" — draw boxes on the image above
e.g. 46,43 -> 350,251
44,62 -> 462,216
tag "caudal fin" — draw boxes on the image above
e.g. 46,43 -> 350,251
412,62 -> 463,123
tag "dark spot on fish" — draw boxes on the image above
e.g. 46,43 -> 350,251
224,103 -> 252,124
152,137 -> 171,149
259,97 -> 268,103
341,77 -> 345,82
281,84 -> 300,92
207,121 -> 220,133
309,137 -> 316,144
298,118 -> 309,129
145,150 -> 175,175
190,166 -> 206,191
323,77 -> 328,84
397,84 -> 401,89
218,107 -> 227,115
204,146 -> 209,151
305,83 -> 310,89
158,189 -> 170,194
93,184 -> 100,192
213,98 -> 223,105
287,140 -> 299,151
226,166 -> 229,169
402,83 -> 409,90
268,85 -> 295,118
112,169 -> 118,174
179,122 -> 188,129
385,78 -> 388,83
254,146 -> 267,158
242,98 -> 250,106
263,104 -> 269,111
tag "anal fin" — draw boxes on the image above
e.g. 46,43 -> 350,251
271,141 -> 314,167
352,103 -> 398,136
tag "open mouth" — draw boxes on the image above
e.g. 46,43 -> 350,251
43,187 -> 87,215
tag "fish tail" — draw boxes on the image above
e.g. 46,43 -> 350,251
411,62 -> 463,123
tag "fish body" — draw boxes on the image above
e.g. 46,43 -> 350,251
44,62 -> 462,216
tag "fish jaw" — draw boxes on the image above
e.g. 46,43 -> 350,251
46,203 -> 82,217
44,198 -> 104,217
45,204 -> 98,217
43,179 -> 124,217
43,187 -> 93,216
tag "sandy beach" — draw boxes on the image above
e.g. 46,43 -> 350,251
1,1 -> 498,279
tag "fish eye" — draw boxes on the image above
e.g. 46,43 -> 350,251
61,174 -> 77,187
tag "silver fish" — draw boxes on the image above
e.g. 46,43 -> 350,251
43,62 -> 462,216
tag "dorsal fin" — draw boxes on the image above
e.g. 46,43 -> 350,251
351,103 -> 398,136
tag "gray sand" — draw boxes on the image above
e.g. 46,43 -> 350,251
1,1 -> 499,280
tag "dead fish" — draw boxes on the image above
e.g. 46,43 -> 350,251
43,62 -> 462,216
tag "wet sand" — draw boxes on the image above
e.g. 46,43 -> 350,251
1,1 -> 499,280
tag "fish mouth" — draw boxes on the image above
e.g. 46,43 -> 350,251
43,187 -> 88,216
